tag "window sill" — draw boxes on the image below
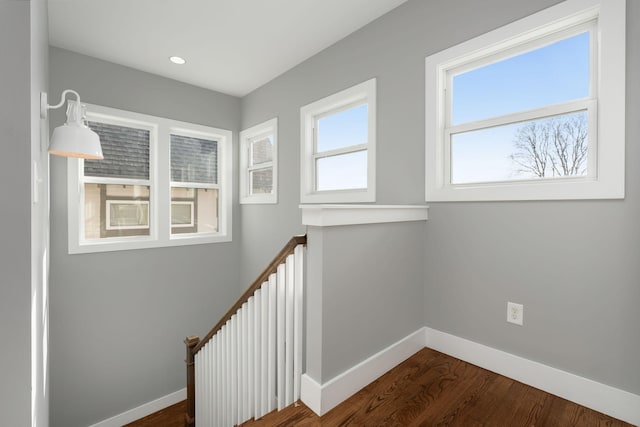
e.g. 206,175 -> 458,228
69,233 -> 232,254
300,204 -> 429,227
300,188 -> 375,204
240,194 -> 278,205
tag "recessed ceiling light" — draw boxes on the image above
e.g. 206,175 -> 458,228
169,56 -> 186,65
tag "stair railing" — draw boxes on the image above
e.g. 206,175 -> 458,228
185,235 -> 307,427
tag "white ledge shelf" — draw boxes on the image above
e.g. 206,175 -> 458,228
300,204 -> 429,227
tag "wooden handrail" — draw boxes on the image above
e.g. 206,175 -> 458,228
192,234 -> 307,355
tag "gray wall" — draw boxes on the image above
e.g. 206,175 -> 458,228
45,0 -> 640,424
238,0 -> 556,280
305,222 -> 425,382
0,2 -> 33,425
421,1 -> 640,396
241,0 -> 640,397
49,48 -> 243,427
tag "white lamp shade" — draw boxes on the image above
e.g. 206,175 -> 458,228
49,122 -> 103,159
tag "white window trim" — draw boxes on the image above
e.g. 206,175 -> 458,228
68,104 -> 232,254
239,118 -> 278,204
300,78 -> 376,204
425,0 -> 625,201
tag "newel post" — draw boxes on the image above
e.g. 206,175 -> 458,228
184,335 -> 199,427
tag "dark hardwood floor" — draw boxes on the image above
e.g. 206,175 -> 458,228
128,348 -> 634,426
123,401 -> 186,427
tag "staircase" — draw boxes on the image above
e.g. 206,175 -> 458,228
184,235 -> 307,427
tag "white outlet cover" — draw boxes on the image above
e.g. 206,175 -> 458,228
507,302 -> 524,326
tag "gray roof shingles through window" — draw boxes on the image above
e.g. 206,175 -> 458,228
84,122 -> 219,185
85,121 -> 150,180
171,135 -> 218,184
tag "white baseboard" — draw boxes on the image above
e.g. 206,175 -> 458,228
301,328 -> 425,416
90,328 -> 639,426
302,326 -> 639,425
88,388 -> 186,427
424,327 -> 640,426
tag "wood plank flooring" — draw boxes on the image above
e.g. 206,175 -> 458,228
123,401 -> 186,427
128,348 -> 634,426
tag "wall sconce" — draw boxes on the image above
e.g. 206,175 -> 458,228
40,89 -> 103,160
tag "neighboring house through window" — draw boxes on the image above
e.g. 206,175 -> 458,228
68,104 -> 232,253
425,0 -> 625,201
300,78 -> 376,203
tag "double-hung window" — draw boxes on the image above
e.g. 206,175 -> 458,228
300,78 -> 376,203
239,118 -> 278,204
68,104 -> 232,253
170,131 -> 220,235
82,119 -> 154,239
425,0 -> 625,201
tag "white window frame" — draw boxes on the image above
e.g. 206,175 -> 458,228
300,78 -> 376,204
425,0 -> 625,201
68,104 -> 232,254
239,118 -> 278,204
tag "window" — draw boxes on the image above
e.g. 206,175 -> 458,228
82,119 -> 153,239
300,78 -> 376,203
170,132 -> 219,235
239,118 -> 278,204
425,0 -> 625,201
68,104 -> 232,253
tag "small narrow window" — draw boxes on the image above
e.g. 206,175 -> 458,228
300,78 -> 376,203
240,118 -> 278,204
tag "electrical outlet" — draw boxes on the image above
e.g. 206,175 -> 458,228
507,302 -> 524,326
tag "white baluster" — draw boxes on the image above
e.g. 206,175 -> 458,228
217,330 -> 223,427
260,281 -> 269,417
294,245 -> 304,401
285,254 -> 295,406
231,315 -> 238,426
247,295 -> 255,423
268,273 -> 277,412
254,288 -> 262,418
195,351 -> 202,425
221,325 -> 227,427
277,263 -> 286,410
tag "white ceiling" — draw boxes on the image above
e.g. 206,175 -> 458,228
48,0 -> 407,97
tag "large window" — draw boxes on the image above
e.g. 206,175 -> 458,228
425,0 -> 625,201
68,104 -> 232,253
239,118 -> 278,204
300,78 -> 376,203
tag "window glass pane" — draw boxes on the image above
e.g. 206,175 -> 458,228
251,136 -> 273,165
451,110 -> 588,184
171,135 -> 218,184
452,31 -> 590,125
85,122 -> 150,179
84,183 -> 150,239
316,150 -> 367,191
170,187 -> 218,235
317,104 -> 368,153
171,202 -> 193,226
250,167 -> 273,195
108,202 -> 149,228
